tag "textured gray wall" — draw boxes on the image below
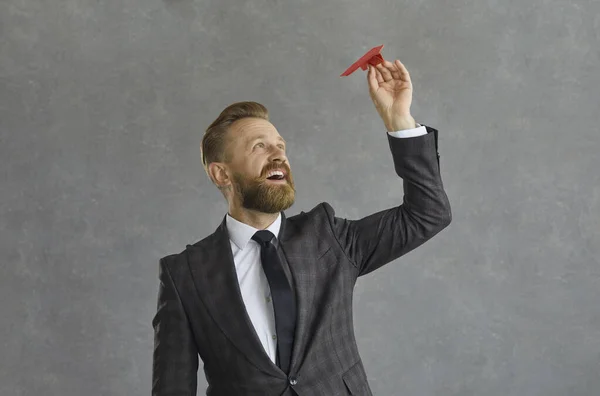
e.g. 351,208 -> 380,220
2,0 -> 599,395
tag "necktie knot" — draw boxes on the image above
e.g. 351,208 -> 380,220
252,230 -> 275,247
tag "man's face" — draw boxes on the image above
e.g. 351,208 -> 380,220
223,118 -> 296,214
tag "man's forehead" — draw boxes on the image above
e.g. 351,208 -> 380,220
231,117 -> 271,131
231,119 -> 285,144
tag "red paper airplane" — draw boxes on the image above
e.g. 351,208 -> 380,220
340,45 -> 385,77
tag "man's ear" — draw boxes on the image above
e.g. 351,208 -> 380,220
209,162 -> 228,188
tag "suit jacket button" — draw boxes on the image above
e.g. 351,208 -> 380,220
289,376 -> 297,385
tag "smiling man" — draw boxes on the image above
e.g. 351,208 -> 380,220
152,60 -> 452,396
207,116 -> 297,229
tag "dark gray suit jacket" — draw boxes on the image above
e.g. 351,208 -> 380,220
152,125 -> 452,396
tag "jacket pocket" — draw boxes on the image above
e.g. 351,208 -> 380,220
342,360 -> 370,395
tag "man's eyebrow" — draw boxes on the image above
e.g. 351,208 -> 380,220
246,135 -> 287,146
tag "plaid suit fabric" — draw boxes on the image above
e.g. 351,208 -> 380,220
152,126 -> 452,395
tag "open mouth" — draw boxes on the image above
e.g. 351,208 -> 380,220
266,176 -> 287,183
265,169 -> 287,183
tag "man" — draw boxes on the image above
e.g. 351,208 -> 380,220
152,60 -> 452,395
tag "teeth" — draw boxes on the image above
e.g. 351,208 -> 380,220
267,170 -> 284,178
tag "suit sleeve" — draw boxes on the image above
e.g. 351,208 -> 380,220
323,125 -> 452,277
152,257 -> 199,395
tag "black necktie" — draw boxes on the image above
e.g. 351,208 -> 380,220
251,230 -> 296,374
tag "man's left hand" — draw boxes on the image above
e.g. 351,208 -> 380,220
367,60 -> 415,131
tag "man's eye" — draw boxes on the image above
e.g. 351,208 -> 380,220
254,143 -> 285,150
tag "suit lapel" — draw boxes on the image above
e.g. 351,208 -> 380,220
283,249 -> 317,375
186,210 -> 318,378
186,214 -> 282,377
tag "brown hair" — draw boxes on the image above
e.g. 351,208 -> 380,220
201,101 -> 270,195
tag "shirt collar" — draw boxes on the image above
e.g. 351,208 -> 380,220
225,211 -> 282,251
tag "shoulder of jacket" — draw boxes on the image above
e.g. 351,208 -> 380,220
159,251 -> 185,268
293,201 -> 333,217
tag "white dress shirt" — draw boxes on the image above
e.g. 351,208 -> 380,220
225,124 -> 428,363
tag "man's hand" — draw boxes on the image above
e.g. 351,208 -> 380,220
367,60 -> 415,131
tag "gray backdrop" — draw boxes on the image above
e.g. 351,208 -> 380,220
2,0 -> 599,395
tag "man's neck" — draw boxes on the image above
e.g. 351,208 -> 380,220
228,208 -> 279,230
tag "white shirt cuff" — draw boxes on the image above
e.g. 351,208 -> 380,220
387,123 -> 427,138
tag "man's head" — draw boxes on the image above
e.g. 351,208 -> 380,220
201,102 -> 296,218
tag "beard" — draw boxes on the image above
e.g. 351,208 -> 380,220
232,171 -> 296,214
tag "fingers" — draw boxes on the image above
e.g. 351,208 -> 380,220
367,65 -> 380,94
394,60 -> 411,83
376,62 -> 393,82
376,59 -> 411,83
373,64 -> 384,84
368,59 -> 411,92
